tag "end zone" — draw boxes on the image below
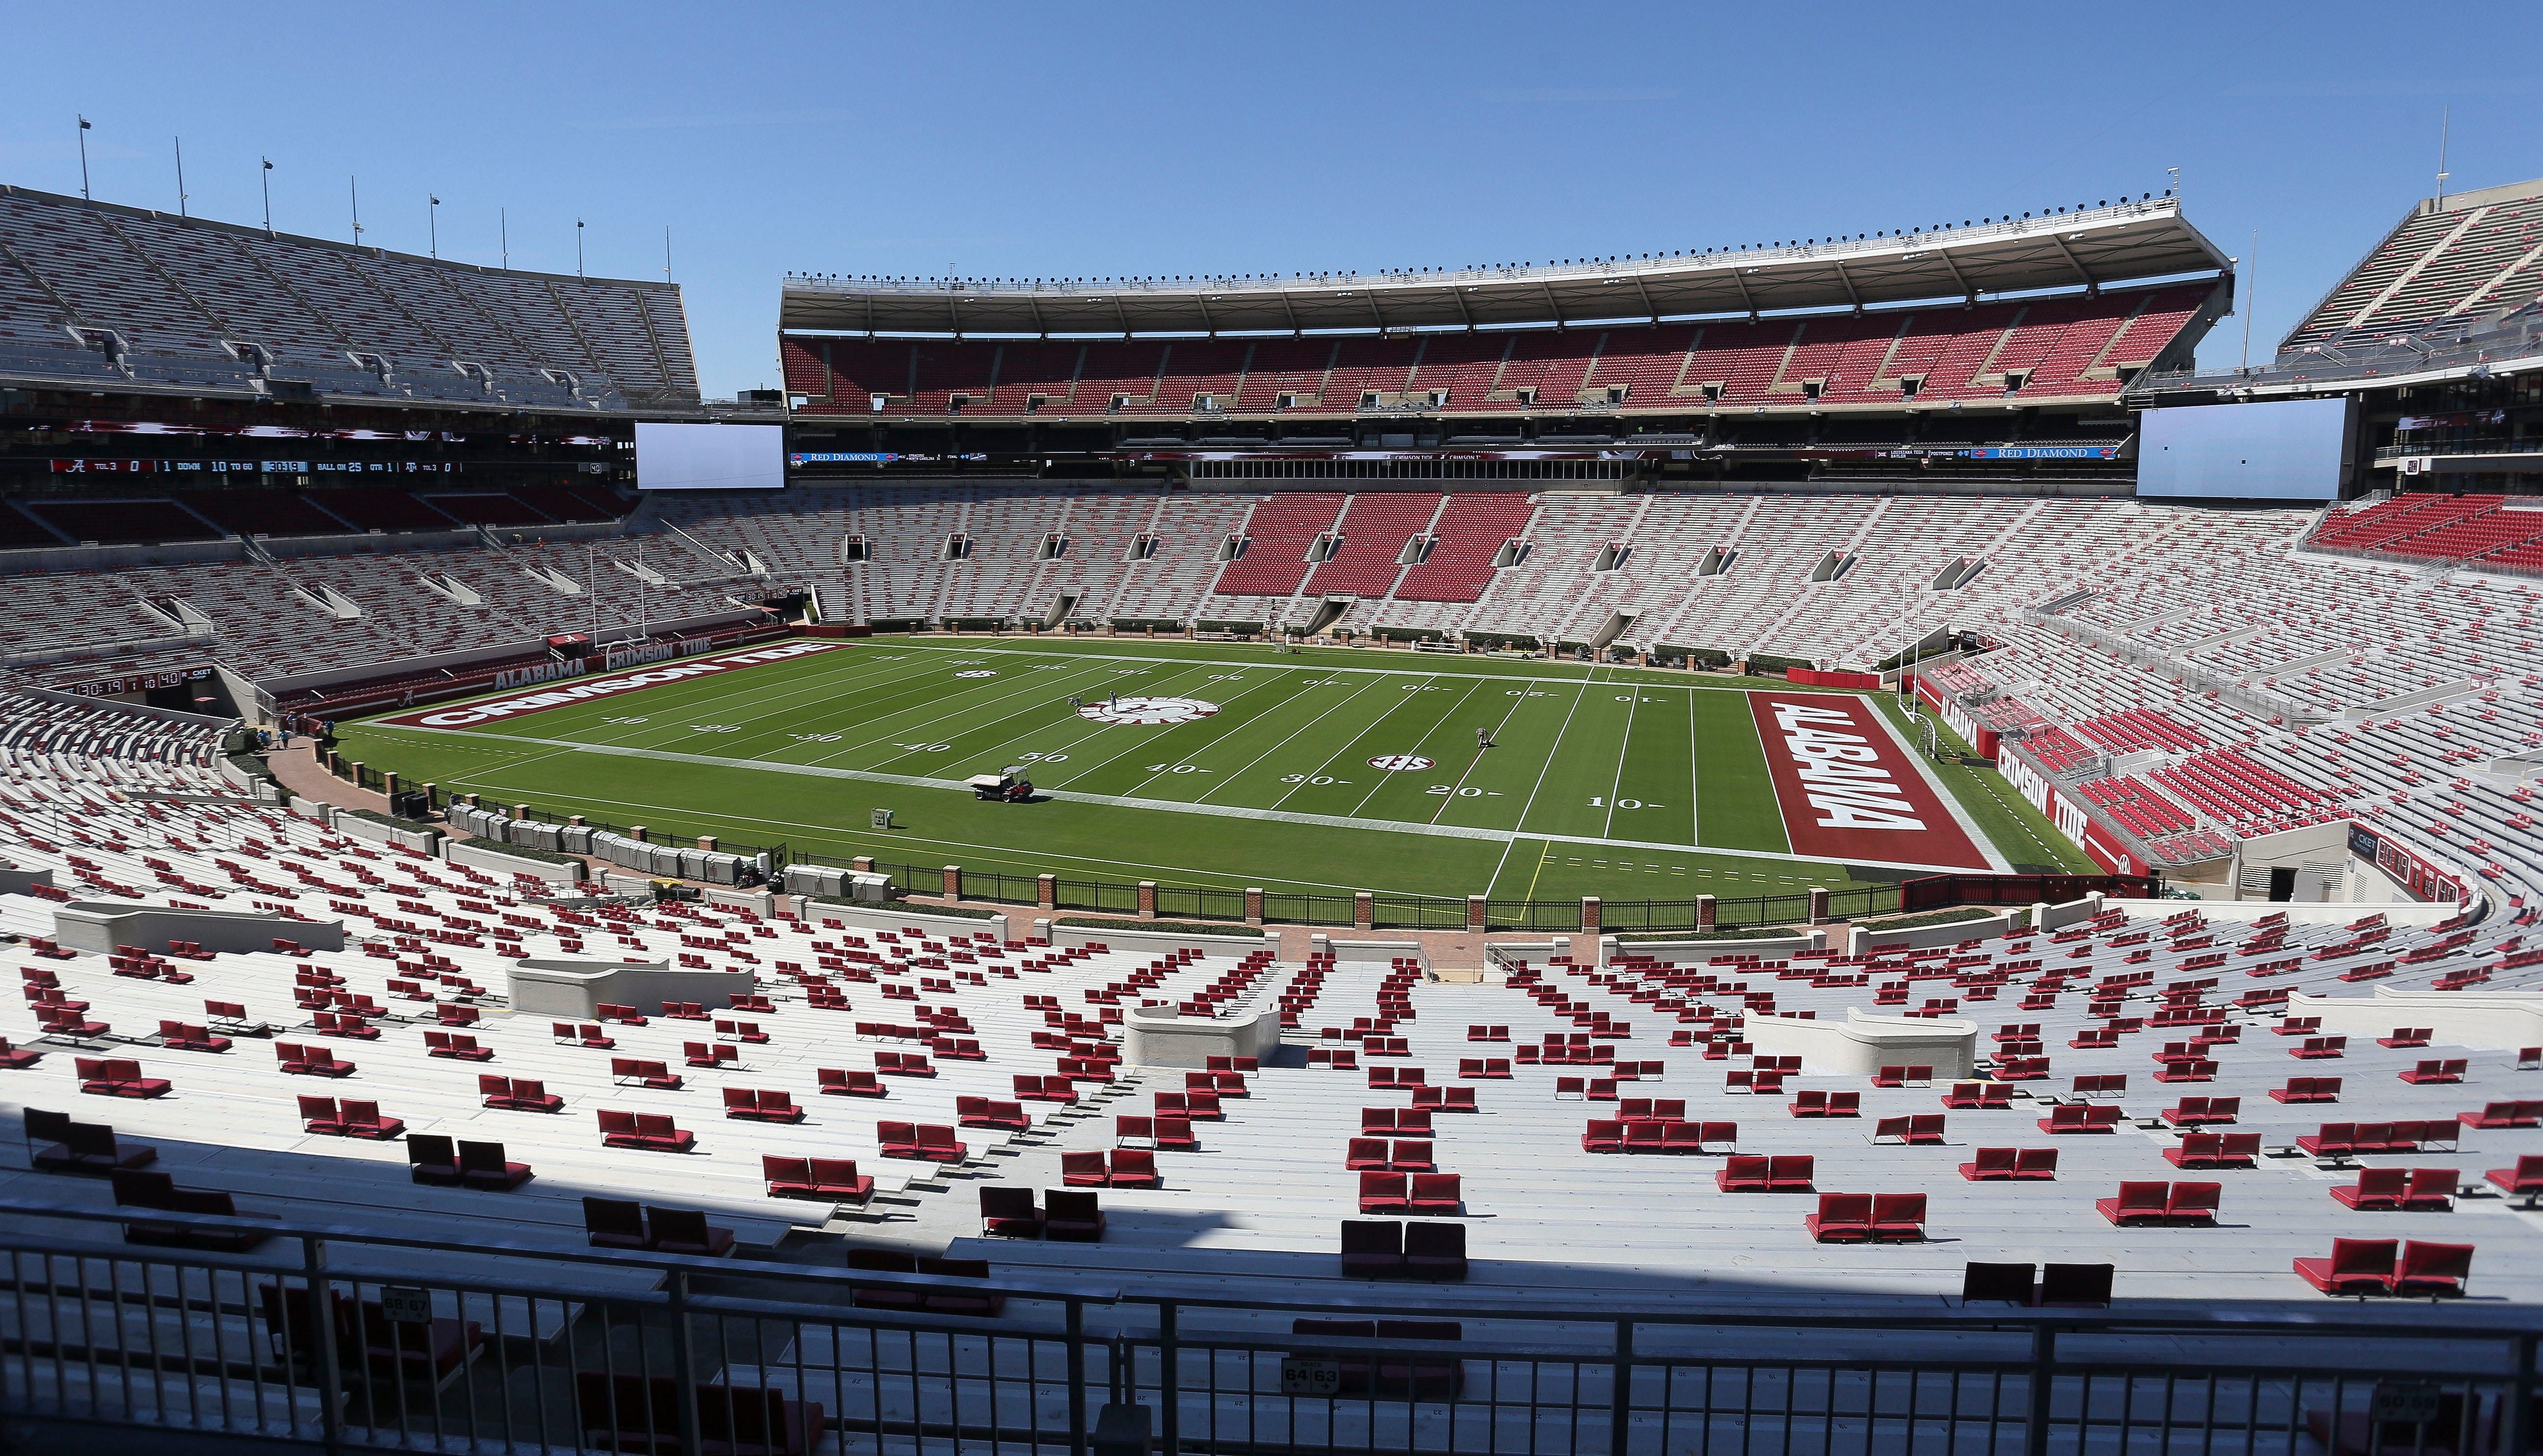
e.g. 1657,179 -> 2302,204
1746,692 -> 1995,871
375,640 -> 845,728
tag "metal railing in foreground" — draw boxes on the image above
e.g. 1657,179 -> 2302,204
3,1199 -> 2536,1456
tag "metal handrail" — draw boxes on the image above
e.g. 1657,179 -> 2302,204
2021,603 -> 2320,724
2375,440 -> 2543,461
7,1195 -> 2539,1456
4,1196 -> 2536,1340
2131,303 -> 2543,395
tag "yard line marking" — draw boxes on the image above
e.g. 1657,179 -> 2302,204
1342,675 -> 1484,819
1506,666 -> 1600,838
871,638 -> 1839,697
1106,668 -> 1333,800
432,780 -> 1426,895
1426,684 -> 1530,826
1719,687 -> 1794,856
624,644 -> 1100,763
1194,669 -> 1395,804
1266,671 -> 1448,813
381,724 -> 1962,873
948,661 -> 1251,774
1483,831 -> 1522,896
819,658 -> 1173,769
499,645 -> 998,764
1687,688 -> 1702,844
378,637 -> 1845,760
1602,686 -> 1642,839
1027,661 -> 1271,789
484,648 -> 892,755
912,659 -> 1228,785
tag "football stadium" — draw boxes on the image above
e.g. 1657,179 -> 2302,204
5,39 -> 2543,1456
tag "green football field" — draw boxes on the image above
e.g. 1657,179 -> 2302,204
334,637 -> 2089,909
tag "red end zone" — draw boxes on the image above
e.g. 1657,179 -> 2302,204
1746,692 -> 1991,869
373,639 -> 844,729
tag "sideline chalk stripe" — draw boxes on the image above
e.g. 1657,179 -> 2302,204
1747,692 -> 1991,871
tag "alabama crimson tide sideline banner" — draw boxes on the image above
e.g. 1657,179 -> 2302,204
378,639 -> 843,729
1746,693 -> 1992,869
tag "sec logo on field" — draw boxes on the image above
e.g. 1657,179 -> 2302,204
1368,754 -> 1434,771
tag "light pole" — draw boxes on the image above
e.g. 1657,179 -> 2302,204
173,136 -> 188,218
428,195 -> 441,259
2435,106 -> 2451,210
500,208 -> 509,271
260,157 -> 274,237
349,176 -> 363,246
77,117 -> 91,201
2239,231 -> 2257,374
576,219 -> 585,279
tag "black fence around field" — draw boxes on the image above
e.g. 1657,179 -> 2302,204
333,762 -> 788,869
338,753 -> 2156,929
1900,872 -> 2159,910
802,856 -> 2027,932
805,866 -> 2154,932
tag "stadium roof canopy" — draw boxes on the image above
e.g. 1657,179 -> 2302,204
781,196 -> 2229,339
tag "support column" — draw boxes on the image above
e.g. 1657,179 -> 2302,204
942,864 -> 963,901
1137,881 -> 1157,919
1038,874 -> 1058,910
1697,894 -> 1717,930
1808,886 -> 1830,924
1581,896 -> 1601,933
1353,891 -> 1374,931
697,836 -> 717,853
852,856 -> 874,873
1467,894 -> 1487,931
1245,887 -> 1264,926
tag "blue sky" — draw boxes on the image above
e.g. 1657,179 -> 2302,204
5,2 -> 2536,398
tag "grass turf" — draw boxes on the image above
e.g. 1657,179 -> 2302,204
1864,692 -> 2101,875
334,636 -> 2057,906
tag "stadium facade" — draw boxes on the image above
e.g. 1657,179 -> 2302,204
0,171 -> 2540,1456
780,194 -> 2226,493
